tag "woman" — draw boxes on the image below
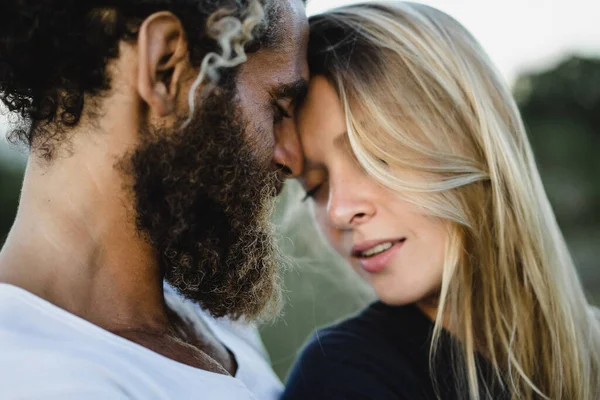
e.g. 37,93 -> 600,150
282,2 -> 600,399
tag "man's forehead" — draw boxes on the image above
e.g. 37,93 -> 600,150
235,0 -> 308,105
265,0 -> 308,51
241,1 -> 308,77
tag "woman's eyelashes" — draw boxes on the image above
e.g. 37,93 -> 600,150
302,183 -> 323,202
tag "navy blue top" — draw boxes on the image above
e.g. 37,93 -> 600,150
282,302 -> 506,400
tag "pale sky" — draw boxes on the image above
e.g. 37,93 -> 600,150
307,0 -> 600,84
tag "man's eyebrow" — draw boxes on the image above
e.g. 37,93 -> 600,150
272,78 -> 309,105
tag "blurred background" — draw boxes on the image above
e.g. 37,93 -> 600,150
1,0 -> 599,383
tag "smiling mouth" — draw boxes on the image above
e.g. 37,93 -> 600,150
353,239 -> 406,258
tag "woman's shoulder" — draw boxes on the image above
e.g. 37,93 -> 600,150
295,301 -> 432,369
338,300 -> 433,337
281,302 -> 438,400
310,301 -> 437,354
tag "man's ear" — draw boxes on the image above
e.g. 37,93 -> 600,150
137,12 -> 189,117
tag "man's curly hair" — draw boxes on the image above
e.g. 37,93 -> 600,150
0,0 -> 283,159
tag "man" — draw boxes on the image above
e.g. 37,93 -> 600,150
0,0 -> 308,398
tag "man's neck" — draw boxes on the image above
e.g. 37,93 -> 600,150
0,151 -> 169,332
0,119 -> 240,374
0,152 -> 237,375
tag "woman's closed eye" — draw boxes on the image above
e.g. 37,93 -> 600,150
302,184 -> 323,202
300,167 -> 328,202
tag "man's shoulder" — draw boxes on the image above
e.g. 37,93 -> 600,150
0,284 -> 258,400
0,332 -> 256,400
0,284 -> 127,391
0,283 -> 91,344
0,323 -> 132,399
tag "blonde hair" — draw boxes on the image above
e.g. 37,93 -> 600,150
308,2 -> 600,399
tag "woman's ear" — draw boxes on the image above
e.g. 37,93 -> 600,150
136,11 -> 190,117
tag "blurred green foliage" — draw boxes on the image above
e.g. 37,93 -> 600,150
0,56 -> 599,381
514,56 -> 600,295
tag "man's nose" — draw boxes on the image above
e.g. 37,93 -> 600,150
273,119 -> 304,178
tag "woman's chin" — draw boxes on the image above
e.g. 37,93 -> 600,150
374,286 -> 430,307
367,274 -> 440,307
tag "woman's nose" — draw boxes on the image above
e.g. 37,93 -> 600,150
327,177 -> 376,230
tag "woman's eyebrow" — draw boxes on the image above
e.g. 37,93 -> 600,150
303,159 -> 324,171
333,132 -> 351,150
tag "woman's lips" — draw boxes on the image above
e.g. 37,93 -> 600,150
352,238 -> 406,273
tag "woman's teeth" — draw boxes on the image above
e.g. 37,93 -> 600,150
360,242 -> 394,257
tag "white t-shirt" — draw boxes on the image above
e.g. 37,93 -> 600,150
0,283 -> 283,400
